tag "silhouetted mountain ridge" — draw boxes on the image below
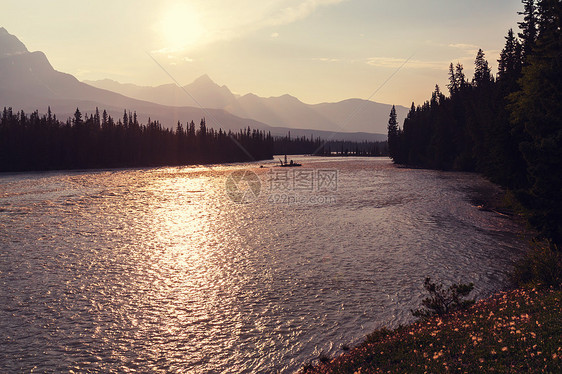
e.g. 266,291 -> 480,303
0,27 -> 389,141
87,76 -> 408,134
0,27 -> 28,57
0,28 -> 271,134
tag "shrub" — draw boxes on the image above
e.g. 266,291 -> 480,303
512,241 -> 562,288
318,353 -> 331,364
411,277 -> 475,319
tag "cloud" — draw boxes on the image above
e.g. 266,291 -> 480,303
154,0 -> 348,53
310,57 -> 342,62
366,57 -> 448,70
448,43 -> 481,59
449,43 -> 480,50
267,0 -> 348,26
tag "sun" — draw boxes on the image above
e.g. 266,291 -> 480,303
160,3 -> 205,50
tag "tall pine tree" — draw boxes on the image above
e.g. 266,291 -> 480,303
387,105 -> 399,160
518,0 -> 538,61
510,0 -> 562,245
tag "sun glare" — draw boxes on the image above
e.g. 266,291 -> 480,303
160,3 -> 204,50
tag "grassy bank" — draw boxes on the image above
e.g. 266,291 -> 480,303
299,183 -> 562,373
301,286 -> 561,373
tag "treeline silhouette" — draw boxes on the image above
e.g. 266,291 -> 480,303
0,106 -> 388,174
388,0 -> 562,246
0,107 -> 274,171
273,133 -> 388,156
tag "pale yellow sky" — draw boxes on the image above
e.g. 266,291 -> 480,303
1,0 -> 522,106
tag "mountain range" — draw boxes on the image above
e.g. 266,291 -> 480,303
1,27 -> 407,141
85,76 -> 408,136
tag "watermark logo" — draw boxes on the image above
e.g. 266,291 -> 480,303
269,169 -> 338,192
226,168 -> 339,205
268,168 -> 338,205
225,170 -> 261,203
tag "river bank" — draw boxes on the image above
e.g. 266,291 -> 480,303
301,286 -> 561,373
299,184 -> 561,373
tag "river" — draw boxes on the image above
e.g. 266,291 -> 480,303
0,157 -> 527,373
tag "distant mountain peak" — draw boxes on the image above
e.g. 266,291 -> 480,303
0,27 -> 29,58
192,74 -> 216,85
280,93 -> 298,100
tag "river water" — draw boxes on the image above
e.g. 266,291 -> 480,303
0,157 -> 527,373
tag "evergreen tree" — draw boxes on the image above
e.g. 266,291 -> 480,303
447,63 -> 457,94
73,108 -> 83,126
387,105 -> 399,160
518,0 -> 538,60
102,110 -> 108,128
472,49 -> 492,87
447,63 -> 467,94
497,29 -> 523,86
431,85 -> 444,106
455,63 -> 467,90
93,107 -> 101,129
123,110 -> 128,128
510,0 -> 562,245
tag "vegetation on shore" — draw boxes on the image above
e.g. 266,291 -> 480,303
0,108 -> 275,171
273,135 -> 388,157
302,286 -> 561,373
387,0 -> 562,247
300,180 -> 562,373
0,106 -> 388,172
301,2 -> 562,371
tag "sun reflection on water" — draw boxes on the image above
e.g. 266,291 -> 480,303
0,158 -> 529,373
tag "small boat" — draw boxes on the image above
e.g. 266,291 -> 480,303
279,155 -> 302,167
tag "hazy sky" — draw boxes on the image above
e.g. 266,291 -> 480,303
2,0 -> 523,106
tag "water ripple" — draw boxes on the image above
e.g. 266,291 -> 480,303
0,158 -> 528,373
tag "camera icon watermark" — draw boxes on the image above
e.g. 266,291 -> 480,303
225,170 -> 262,204
225,168 -> 338,205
